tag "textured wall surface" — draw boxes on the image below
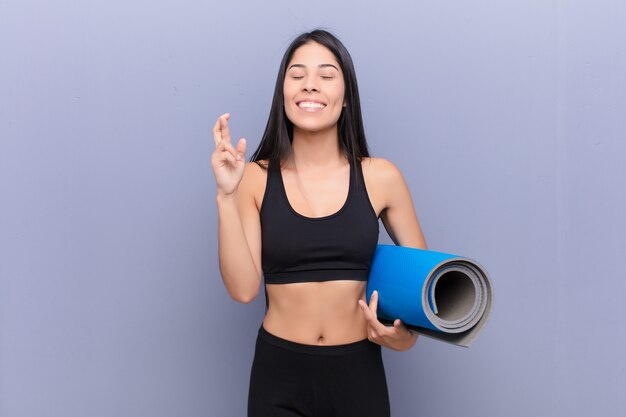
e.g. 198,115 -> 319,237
1,1 -> 625,416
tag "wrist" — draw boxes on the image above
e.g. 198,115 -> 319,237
396,332 -> 418,351
216,190 -> 237,202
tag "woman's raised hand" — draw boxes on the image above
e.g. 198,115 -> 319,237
211,113 -> 247,197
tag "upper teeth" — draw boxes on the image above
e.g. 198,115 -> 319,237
298,102 -> 326,109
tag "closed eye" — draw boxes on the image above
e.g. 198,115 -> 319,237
290,76 -> 334,80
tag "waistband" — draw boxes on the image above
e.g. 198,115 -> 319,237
258,325 -> 376,355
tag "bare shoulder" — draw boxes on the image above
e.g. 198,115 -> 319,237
364,157 -> 427,248
360,156 -> 404,184
240,159 -> 269,212
241,159 -> 269,183
251,158 -> 270,171
358,157 -> 406,216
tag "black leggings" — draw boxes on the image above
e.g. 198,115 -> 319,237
247,325 -> 391,417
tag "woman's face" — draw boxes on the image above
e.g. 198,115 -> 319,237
283,41 -> 346,134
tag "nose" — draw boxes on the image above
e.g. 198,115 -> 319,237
302,77 -> 319,93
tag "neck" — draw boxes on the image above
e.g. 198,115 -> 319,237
289,124 -> 345,170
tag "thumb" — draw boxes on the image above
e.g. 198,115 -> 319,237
236,138 -> 246,160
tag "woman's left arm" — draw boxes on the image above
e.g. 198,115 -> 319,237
358,158 -> 427,351
377,158 -> 427,250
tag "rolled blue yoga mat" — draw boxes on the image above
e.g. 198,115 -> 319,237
366,244 -> 493,347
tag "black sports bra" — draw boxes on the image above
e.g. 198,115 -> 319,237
259,157 -> 380,285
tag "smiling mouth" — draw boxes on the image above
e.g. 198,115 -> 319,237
297,101 -> 327,112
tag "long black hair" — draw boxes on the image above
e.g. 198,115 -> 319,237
249,29 -> 370,173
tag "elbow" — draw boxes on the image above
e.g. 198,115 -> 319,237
231,289 -> 259,304
221,270 -> 262,304
234,294 -> 256,304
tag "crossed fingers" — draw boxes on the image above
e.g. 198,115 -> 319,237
213,113 -> 232,146
212,112 -> 244,163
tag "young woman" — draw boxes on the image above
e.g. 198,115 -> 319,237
211,29 -> 427,417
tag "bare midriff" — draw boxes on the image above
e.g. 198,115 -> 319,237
263,279 -> 370,345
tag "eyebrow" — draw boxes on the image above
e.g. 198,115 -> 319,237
287,63 -> 339,71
